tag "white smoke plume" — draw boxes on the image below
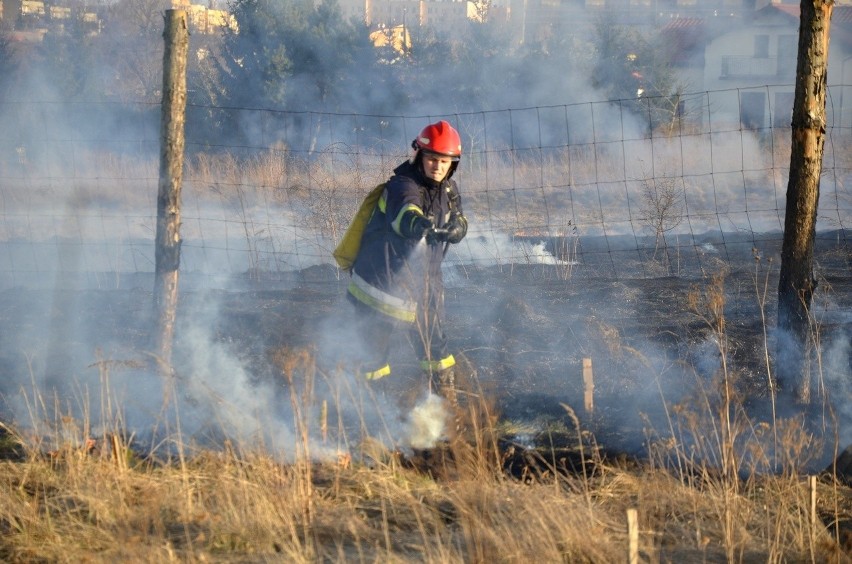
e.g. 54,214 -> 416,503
405,393 -> 448,450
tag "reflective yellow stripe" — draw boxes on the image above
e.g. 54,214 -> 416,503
348,273 -> 417,323
420,354 -> 456,372
391,203 -> 424,236
364,364 -> 391,380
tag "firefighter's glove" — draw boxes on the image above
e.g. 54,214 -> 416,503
445,213 -> 468,244
404,213 -> 434,240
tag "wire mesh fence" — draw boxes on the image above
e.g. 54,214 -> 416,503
0,86 -> 849,290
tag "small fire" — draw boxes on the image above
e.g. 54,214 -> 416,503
406,393 -> 447,449
337,452 -> 352,469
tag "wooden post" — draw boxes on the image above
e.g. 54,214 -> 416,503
626,508 -> 639,564
582,358 -> 594,414
809,475 -> 818,530
153,10 -> 188,374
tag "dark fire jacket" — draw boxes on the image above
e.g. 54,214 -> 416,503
347,160 -> 463,322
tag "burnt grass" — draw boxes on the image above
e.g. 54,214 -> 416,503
0,232 -> 849,479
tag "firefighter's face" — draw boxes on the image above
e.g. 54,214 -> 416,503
421,153 -> 454,182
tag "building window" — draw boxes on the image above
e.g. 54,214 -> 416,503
754,35 -> 769,59
740,91 -> 766,130
773,92 -> 794,128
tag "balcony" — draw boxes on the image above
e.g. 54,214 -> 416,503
720,55 -> 795,79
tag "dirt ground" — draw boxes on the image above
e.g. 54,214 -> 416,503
0,233 -> 849,472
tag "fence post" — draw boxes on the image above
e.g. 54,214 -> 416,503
582,357 -> 594,414
153,9 -> 188,374
626,507 -> 639,564
809,475 -> 818,531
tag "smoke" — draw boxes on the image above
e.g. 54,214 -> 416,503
168,291 -> 448,460
824,330 -> 852,445
0,5 -> 849,476
172,318 -> 294,450
405,393 -> 449,450
448,230 -> 576,268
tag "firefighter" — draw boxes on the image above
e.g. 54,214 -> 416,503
346,120 -> 468,404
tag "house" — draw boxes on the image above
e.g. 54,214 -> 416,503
170,0 -> 237,34
702,4 -> 852,132
370,23 -> 411,59
364,0 -> 488,36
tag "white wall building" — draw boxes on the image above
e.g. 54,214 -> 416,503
703,4 -> 852,131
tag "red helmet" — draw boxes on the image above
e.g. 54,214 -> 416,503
413,120 -> 462,160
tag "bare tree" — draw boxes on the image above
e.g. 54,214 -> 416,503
777,0 -> 833,402
639,176 -> 685,262
96,0 -> 167,103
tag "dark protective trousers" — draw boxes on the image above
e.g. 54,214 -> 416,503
347,290 -> 452,378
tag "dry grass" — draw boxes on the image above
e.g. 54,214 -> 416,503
2,266 -> 851,562
1,357 -> 851,563
0,435 -> 848,562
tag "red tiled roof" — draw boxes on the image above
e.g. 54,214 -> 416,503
661,18 -> 706,66
766,4 -> 852,50
772,4 -> 852,24
8,30 -> 46,43
661,17 -> 704,32
772,4 -> 799,19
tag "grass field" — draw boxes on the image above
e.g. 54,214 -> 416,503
0,256 -> 850,562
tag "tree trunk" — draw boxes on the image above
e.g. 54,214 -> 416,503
777,1 -> 833,402
153,10 -> 188,375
